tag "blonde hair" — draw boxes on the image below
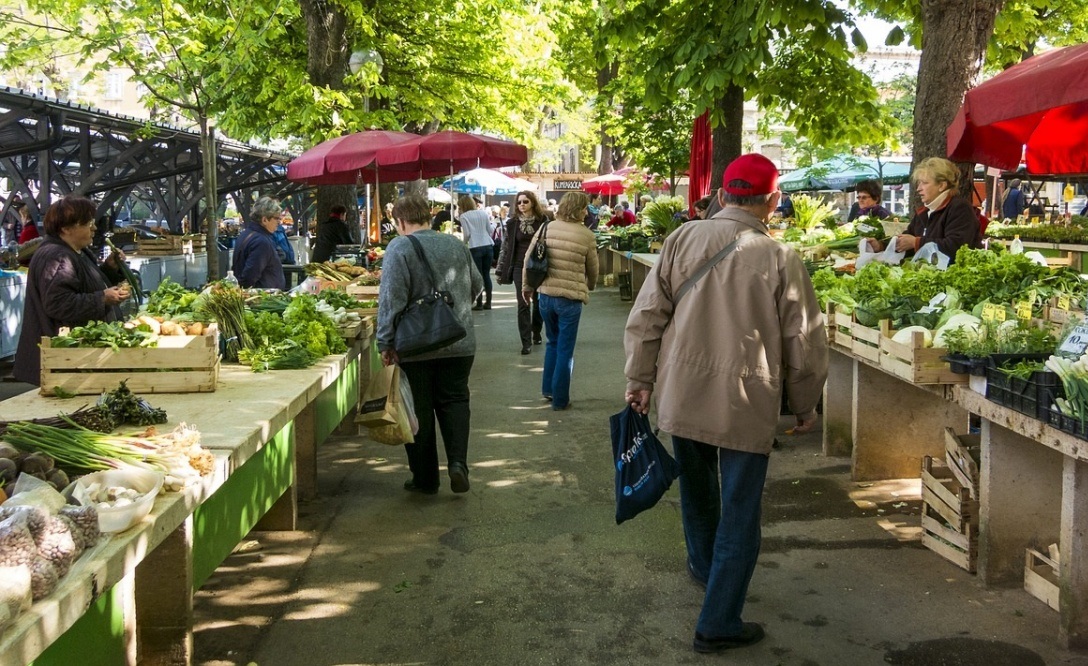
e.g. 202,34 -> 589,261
457,195 -> 477,212
912,157 -> 961,195
557,191 -> 589,222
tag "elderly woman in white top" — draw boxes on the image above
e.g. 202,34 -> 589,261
458,195 -> 495,310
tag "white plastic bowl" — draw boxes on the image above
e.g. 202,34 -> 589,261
76,468 -> 165,534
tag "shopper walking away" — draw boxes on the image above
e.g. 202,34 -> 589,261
623,154 -> 828,654
496,190 -> 547,354
311,204 -> 355,264
521,192 -> 598,410
457,195 -> 495,310
377,195 -> 484,495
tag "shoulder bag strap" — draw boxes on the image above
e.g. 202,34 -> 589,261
673,231 -> 759,307
406,234 -> 439,292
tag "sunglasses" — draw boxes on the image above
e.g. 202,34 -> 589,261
517,200 -> 531,205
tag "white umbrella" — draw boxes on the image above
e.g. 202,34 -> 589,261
427,187 -> 452,203
511,178 -> 538,192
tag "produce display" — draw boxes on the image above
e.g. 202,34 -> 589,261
305,260 -> 382,285
986,216 -> 1088,243
813,246 -> 1088,330
242,294 -> 349,372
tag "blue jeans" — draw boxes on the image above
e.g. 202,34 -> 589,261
538,293 -> 582,409
672,436 -> 769,638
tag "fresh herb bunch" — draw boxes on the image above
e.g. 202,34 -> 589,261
97,381 -> 168,426
317,289 -> 367,310
943,320 -> 1056,358
145,278 -> 199,318
51,321 -> 155,350
239,339 -> 317,372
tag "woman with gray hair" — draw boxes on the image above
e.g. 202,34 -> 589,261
232,196 -> 286,289
377,195 -> 484,495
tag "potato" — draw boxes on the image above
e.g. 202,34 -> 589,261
159,321 -> 185,336
186,322 -> 204,336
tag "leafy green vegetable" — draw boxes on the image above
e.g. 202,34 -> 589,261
145,278 -> 199,318
51,321 -> 155,350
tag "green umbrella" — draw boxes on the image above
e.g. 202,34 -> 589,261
779,156 -> 911,193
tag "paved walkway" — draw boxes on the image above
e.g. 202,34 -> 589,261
193,282 -> 1088,666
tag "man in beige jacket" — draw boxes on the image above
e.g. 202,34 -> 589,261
623,153 -> 828,654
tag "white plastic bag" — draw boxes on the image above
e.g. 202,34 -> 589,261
912,242 -> 951,270
855,237 -> 906,270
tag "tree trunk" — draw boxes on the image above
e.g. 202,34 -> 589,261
913,0 -> 1004,178
300,0 -> 359,242
597,62 -> 618,174
199,117 -> 220,281
711,84 -> 745,184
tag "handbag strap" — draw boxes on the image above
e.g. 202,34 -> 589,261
405,234 -> 441,293
673,231 -> 758,306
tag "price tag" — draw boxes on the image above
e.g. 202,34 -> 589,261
1016,301 -> 1033,322
1058,295 -> 1072,311
1059,324 -> 1088,357
981,303 -> 1006,323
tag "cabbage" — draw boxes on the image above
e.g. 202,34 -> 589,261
891,326 -> 933,347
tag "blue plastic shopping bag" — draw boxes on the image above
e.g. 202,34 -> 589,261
610,405 -> 681,524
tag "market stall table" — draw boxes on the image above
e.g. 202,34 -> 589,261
0,343 -> 365,666
609,249 -> 657,299
822,334 -> 1088,648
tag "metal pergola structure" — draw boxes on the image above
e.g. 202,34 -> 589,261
0,86 -> 308,233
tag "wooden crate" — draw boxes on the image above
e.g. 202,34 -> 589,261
345,283 -> 381,298
920,455 -> 979,573
135,236 -> 191,256
943,428 -> 980,499
337,320 -> 363,342
850,319 -> 882,364
879,325 -> 968,385
40,324 -> 220,396
1024,546 -> 1060,611
826,303 -> 853,351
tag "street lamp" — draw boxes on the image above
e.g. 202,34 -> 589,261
349,49 -> 384,113
349,49 -> 385,246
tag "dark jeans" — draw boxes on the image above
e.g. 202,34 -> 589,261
672,435 -> 769,638
538,293 -> 582,409
470,245 -> 493,304
512,272 -> 542,347
399,355 -> 475,491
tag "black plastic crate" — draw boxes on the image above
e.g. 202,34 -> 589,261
985,366 -> 1063,421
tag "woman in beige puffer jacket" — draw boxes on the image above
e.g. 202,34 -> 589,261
522,192 -> 599,410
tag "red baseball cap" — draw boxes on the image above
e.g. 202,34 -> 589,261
722,154 -> 779,196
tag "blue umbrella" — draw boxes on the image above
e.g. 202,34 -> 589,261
779,156 -> 911,193
441,168 -> 522,196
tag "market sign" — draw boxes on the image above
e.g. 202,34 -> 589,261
554,180 -> 583,191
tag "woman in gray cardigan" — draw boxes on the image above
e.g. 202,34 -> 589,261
377,195 -> 484,495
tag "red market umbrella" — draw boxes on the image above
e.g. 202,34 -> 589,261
374,130 -> 528,180
286,130 -> 418,185
688,112 -> 713,212
947,42 -> 1088,173
582,173 -> 626,196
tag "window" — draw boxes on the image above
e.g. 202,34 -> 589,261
104,71 -> 124,100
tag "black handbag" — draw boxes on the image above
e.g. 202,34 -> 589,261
393,235 -> 468,357
524,223 -> 549,289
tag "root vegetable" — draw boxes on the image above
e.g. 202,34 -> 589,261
185,322 -> 204,336
20,452 -> 54,476
159,321 -> 185,336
